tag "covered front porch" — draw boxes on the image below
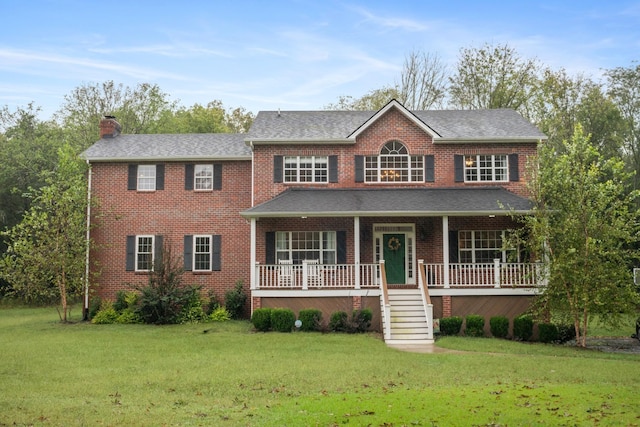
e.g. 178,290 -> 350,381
242,187 -> 542,344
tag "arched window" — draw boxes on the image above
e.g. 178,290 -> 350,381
364,141 -> 424,182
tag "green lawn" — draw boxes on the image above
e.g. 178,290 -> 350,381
1,307 -> 639,426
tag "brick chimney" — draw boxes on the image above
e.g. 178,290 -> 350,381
99,116 -> 122,138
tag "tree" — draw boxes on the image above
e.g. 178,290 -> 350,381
606,63 -> 640,191
518,125 -> 639,347
149,101 -> 255,134
56,80 -> 175,151
530,68 -> 625,160
449,42 -> 540,114
0,144 -> 89,322
0,104 -> 63,242
324,86 -> 400,111
399,50 -> 448,110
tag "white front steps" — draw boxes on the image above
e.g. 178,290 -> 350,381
382,288 -> 434,345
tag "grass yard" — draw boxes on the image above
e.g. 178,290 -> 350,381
1,307 -> 639,426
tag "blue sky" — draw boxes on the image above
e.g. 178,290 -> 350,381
1,0 -> 639,119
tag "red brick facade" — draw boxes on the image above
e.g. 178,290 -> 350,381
89,161 -> 252,300
87,104 -> 542,325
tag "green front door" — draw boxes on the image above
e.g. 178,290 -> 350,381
383,233 -> 405,284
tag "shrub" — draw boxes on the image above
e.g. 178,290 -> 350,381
490,316 -> 509,338
439,316 -> 463,336
204,290 -> 221,316
298,309 -> 323,331
113,290 -> 129,312
209,306 -> 231,322
251,308 -> 273,332
116,309 -> 140,324
91,301 -> 118,324
538,322 -> 559,343
135,244 -> 197,324
465,314 -> 485,337
513,314 -> 534,341
271,308 -> 296,332
179,286 -> 207,324
88,296 -> 102,319
556,323 -> 576,343
329,311 -> 349,332
351,308 -> 373,333
224,280 -> 247,319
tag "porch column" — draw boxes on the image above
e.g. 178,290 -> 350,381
354,216 -> 360,289
250,217 -> 257,290
442,215 -> 450,288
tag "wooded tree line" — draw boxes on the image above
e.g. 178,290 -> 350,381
0,42 -> 638,340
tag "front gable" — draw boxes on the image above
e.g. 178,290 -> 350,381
348,99 -> 440,141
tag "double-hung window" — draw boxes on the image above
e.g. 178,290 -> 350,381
137,165 -> 156,191
275,231 -> 336,264
193,235 -> 212,271
458,230 -> 517,263
284,156 -> 328,183
464,155 -> 507,182
194,165 -> 213,190
136,235 -> 154,271
365,140 -> 424,182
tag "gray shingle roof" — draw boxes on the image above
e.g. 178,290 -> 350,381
83,133 -> 251,162
246,108 -> 546,142
241,187 -> 533,218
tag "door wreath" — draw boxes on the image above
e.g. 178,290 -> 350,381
387,236 -> 401,251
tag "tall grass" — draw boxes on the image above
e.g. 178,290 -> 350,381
1,307 -> 638,426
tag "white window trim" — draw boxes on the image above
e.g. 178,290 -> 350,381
463,154 -> 508,183
194,164 -> 214,191
193,234 -> 213,271
137,165 -> 156,191
364,141 -> 424,183
135,235 -> 154,272
458,230 -> 518,263
276,231 -> 336,264
283,156 -> 329,183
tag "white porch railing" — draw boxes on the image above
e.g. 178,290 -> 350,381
254,261 -> 543,290
424,260 -> 544,288
254,262 -> 379,290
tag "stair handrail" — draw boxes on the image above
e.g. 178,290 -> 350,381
379,260 -> 391,341
417,259 -> 431,305
418,259 -> 434,341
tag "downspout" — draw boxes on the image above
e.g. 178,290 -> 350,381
83,160 -> 92,321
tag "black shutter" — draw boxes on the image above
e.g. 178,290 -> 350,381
127,164 -> 137,190
509,154 -> 519,182
454,155 -> 464,182
213,164 -> 222,190
337,230 -> 347,264
155,164 -> 165,190
448,230 -> 459,263
212,235 -> 221,271
425,155 -> 435,182
273,156 -> 283,183
266,232 -> 275,264
185,164 -> 194,190
329,155 -> 338,183
184,235 -> 193,271
154,235 -> 164,270
355,155 -> 364,183
126,235 -> 135,271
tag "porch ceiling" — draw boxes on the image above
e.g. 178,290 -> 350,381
241,187 -> 533,218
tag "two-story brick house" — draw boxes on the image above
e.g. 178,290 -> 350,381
84,100 -> 546,344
